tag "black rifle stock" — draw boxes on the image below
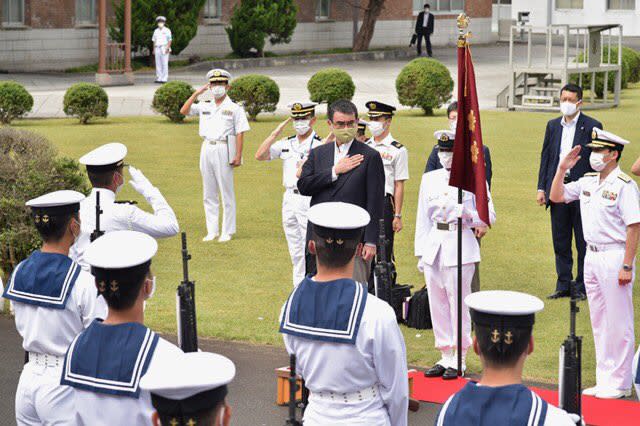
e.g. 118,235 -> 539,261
559,285 -> 582,423
285,354 -> 302,426
89,191 -> 104,242
177,232 -> 198,352
374,219 -> 393,306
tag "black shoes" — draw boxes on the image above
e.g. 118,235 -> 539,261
442,367 -> 461,380
547,290 -> 570,299
424,364 -> 446,377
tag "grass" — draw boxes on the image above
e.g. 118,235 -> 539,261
7,86 -> 640,386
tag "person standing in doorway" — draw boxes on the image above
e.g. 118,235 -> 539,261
152,16 -> 171,84
414,3 -> 434,57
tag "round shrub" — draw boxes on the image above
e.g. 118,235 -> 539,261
63,83 -> 109,124
0,81 -> 34,124
623,46 -> 640,83
228,74 -> 279,121
307,68 -> 355,106
152,81 -> 195,123
396,58 -> 453,115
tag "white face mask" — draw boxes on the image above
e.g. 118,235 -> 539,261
211,85 -> 226,99
70,218 -> 81,245
589,152 -> 610,172
438,151 -> 454,169
368,121 -> 386,137
293,119 -> 311,136
145,276 -> 157,300
449,120 -> 457,132
114,172 -> 125,195
560,101 -> 578,117
157,22 -> 165,28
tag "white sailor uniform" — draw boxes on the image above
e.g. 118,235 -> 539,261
60,320 -> 183,425
70,187 -> 179,271
436,382 -> 576,426
280,277 -> 409,426
270,131 -> 321,286
563,166 -> 640,392
415,168 -> 496,369
190,97 -> 250,238
3,251 -> 106,425
152,26 -> 172,83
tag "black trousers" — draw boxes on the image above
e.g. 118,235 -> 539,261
550,201 -> 586,293
368,195 -> 395,291
416,31 -> 432,56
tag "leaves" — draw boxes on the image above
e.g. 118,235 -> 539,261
396,58 -> 453,115
152,81 -> 195,122
0,81 -> 34,124
307,68 -> 356,105
228,75 -> 279,121
63,83 -> 109,124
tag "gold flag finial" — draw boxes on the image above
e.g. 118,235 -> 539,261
457,13 -> 469,30
457,14 -> 470,47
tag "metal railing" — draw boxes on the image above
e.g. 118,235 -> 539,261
106,42 -> 126,73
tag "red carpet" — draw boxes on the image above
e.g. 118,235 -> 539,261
410,371 -> 640,426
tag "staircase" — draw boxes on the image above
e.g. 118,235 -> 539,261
497,72 -> 562,110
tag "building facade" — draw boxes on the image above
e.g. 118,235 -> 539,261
1,0 -> 493,72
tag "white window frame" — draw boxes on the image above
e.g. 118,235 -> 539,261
316,0 -> 331,21
2,0 -> 25,27
413,0 -> 465,15
555,0 -> 584,10
606,0 -> 635,10
76,0 -> 97,26
204,0 -> 222,23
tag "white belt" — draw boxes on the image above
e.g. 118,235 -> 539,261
205,139 -> 227,145
28,352 -> 64,368
436,222 -> 467,232
587,242 -> 625,252
312,385 -> 380,404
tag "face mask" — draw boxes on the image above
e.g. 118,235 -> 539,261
293,120 -> 311,135
145,276 -> 157,300
560,101 -> 578,117
157,23 -> 165,28
211,85 -> 226,99
114,172 -> 125,194
368,121 -> 386,137
70,219 -> 81,245
589,152 -> 610,172
449,120 -> 457,132
438,151 -> 454,169
333,127 -> 357,144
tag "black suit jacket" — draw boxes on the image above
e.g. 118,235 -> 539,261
415,11 -> 434,34
425,144 -> 493,188
537,113 -> 603,201
297,141 -> 385,245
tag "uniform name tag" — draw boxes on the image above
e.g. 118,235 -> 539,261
222,110 -> 233,117
202,111 -> 211,115
282,149 -> 289,152
602,190 -> 618,201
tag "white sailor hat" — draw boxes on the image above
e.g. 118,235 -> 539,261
206,69 -> 231,83
84,230 -> 157,270
434,130 -> 455,149
156,16 -> 166,22
587,128 -> 629,151
26,190 -> 85,219
79,143 -> 128,173
308,202 -> 370,230
465,290 -> 544,327
287,102 -> 317,118
140,352 -> 235,417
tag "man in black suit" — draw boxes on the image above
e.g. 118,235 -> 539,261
415,3 -> 434,57
298,99 -> 385,282
537,83 -> 602,300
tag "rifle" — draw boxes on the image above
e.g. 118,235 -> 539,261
373,219 -> 393,306
285,354 -> 302,426
89,191 -> 104,242
559,284 -> 582,423
176,232 -> 198,352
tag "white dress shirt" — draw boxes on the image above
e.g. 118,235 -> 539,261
270,131 -> 320,189
189,96 -> 251,141
331,140 -> 354,181
559,112 -> 580,174
151,27 -> 172,47
366,134 -> 409,195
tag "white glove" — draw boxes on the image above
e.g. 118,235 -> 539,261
567,414 -> 584,425
129,166 -> 154,197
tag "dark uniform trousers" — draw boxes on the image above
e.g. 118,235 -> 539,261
550,200 -> 586,293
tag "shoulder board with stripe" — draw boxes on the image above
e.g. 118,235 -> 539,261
391,141 -> 404,149
618,172 -> 632,183
313,134 -> 322,141
287,135 -> 297,141
584,172 -> 599,177
204,100 -> 211,103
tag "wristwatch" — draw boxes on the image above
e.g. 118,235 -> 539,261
393,214 -> 402,219
623,264 -> 633,272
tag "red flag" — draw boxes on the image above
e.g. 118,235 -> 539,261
449,42 -> 490,227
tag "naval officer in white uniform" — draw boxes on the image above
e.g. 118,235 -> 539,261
2,190 -> 106,425
255,102 -> 322,286
152,16 -> 172,83
550,128 -> 640,399
69,142 -> 179,270
415,130 -> 496,380
180,69 -> 251,242
61,231 -> 183,425
279,202 -> 409,426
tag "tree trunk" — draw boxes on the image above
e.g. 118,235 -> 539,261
353,0 -> 386,52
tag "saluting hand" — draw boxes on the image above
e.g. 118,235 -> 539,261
196,84 -> 209,96
559,145 -> 581,172
335,154 -> 364,175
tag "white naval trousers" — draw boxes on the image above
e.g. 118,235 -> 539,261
423,252 -> 474,369
304,396 -> 391,426
16,361 -> 74,425
584,247 -> 635,391
154,46 -> 169,82
282,189 -> 311,286
200,141 -> 236,237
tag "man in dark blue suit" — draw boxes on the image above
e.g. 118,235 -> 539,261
414,3 -> 434,57
537,84 -> 602,299
298,99 -> 385,282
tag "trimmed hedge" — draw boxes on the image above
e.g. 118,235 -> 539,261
307,68 -> 355,105
228,74 -> 279,121
152,81 -> 195,123
395,58 -> 453,115
0,81 -> 33,124
573,46 -> 637,97
63,83 -> 109,124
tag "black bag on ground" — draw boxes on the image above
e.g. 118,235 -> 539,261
407,286 -> 432,329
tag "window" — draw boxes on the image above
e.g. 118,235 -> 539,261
556,0 -> 583,9
204,0 -> 222,20
413,0 -> 465,12
2,0 -> 24,25
492,0 -> 512,4
317,0 -> 330,19
607,0 -> 635,9
76,0 -> 96,25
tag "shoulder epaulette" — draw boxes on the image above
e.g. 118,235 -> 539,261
313,134 -> 322,141
584,172 -> 599,177
114,200 -> 138,205
391,141 -> 404,149
286,134 -> 297,140
204,100 -> 211,103
618,172 -> 632,183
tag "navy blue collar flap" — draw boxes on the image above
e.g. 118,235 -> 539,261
61,320 -> 159,398
2,251 -> 81,309
279,277 -> 367,344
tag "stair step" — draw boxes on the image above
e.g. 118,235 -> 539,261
522,95 -> 555,107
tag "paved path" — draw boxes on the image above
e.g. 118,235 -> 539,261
0,43 -> 566,119
0,315 -> 439,425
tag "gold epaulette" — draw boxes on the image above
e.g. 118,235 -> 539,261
584,172 -> 599,177
618,172 -> 632,183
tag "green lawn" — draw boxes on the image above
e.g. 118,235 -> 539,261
8,87 -> 640,386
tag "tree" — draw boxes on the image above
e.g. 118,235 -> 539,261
353,0 -> 386,52
225,0 -> 297,57
109,0 -> 206,57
